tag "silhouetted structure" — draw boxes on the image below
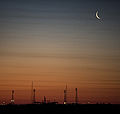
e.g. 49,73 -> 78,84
64,85 -> 67,104
64,90 -> 66,104
11,90 -> 14,104
33,89 -> 36,103
75,88 -> 78,104
44,96 -> 46,103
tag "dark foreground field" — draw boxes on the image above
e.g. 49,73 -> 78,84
0,104 -> 120,114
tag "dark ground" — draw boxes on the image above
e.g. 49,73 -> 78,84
0,104 -> 120,114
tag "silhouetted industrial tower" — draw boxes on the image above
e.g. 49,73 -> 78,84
11,90 -> 14,104
31,81 -> 36,104
33,89 -> 36,103
44,96 -> 46,103
75,88 -> 78,104
64,85 -> 67,104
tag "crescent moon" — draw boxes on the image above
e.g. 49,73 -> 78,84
96,11 -> 100,20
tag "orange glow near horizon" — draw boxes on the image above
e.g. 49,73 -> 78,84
0,78 -> 120,104
0,47 -> 120,104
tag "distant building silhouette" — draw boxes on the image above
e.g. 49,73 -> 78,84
44,96 -> 46,103
64,85 -> 67,104
11,90 -> 15,104
33,89 -> 36,103
75,88 -> 78,104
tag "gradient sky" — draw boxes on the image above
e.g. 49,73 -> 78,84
0,0 -> 120,104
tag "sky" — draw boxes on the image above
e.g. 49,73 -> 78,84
0,0 -> 120,104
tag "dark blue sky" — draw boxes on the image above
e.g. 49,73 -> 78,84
0,0 -> 120,51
